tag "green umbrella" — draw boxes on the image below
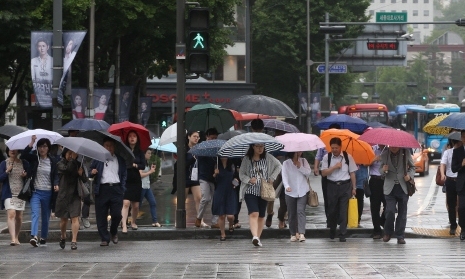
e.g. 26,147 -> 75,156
185,103 -> 236,133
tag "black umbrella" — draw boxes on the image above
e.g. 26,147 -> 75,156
222,95 -> 297,119
78,130 -> 135,167
217,130 -> 247,140
59,119 -> 110,131
0,125 -> 28,140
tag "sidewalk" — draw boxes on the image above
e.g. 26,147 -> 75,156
0,168 -> 455,242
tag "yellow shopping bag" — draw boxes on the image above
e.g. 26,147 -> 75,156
347,196 -> 358,228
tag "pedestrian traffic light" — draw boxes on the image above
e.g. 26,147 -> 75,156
443,86 -> 453,90
161,120 -> 167,128
187,8 -> 210,73
422,96 -> 427,100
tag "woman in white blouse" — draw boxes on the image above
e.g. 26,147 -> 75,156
282,151 -> 311,242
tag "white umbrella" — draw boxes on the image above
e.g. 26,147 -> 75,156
6,129 -> 63,150
275,133 -> 326,152
149,138 -> 177,153
217,132 -> 284,157
55,137 -> 112,162
160,123 -> 182,146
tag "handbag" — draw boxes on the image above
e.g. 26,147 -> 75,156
363,179 -> 371,198
78,179 -> 90,199
260,178 -> 276,201
347,196 -> 358,228
305,177 -> 319,207
403,151 -> 417,196
190,160 -> 198,181
435,166 -> 445,186
17,177 -> 32,201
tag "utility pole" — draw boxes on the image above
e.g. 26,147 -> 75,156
114,38 -> 121,122
87,0 -> 95,118
175,0 -> 187,228
306,0 -> 312,133
324,12 -> 329,98
52,0 -> 63,131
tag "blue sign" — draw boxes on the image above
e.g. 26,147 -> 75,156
316,64 -> 347,74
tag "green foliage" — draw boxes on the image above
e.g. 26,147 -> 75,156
148,153 -> 161,183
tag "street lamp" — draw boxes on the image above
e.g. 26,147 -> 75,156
361,92 -> 369,103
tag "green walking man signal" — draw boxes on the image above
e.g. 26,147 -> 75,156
193,33 -> 205,49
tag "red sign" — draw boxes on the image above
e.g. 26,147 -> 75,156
146,93 -> 231,105
366,42 -> 399,50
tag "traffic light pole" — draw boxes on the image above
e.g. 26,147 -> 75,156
175,0 -> 187,228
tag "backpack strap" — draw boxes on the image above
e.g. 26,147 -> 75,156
328,151 -> 350,174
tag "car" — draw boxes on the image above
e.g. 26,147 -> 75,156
412,147 -> 429,177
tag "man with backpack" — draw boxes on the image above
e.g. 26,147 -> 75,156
321,137 -> 357,242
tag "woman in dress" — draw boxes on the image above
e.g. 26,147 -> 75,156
55,148 -> 87,250
121,131 -> 145,233
0,148 -> 29,246
72,93 -> 84,119
94,94 -> 108,120
212,157 -> 238,241
282,152 -> 311,242
21,136 -> 58,247
239,144 -> 281,247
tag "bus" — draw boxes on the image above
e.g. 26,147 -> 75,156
393,104 -> 423,130
338,103 -> 389,124
405,103 -> 460,161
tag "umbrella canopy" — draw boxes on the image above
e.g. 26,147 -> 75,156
218,132 -> 284,157
78,130 -> 135,167
6,129 -> 63,150
59,118 -> 110,132
160,123 -> 180,146
222,95 -> 297,119
149,138 -> 177,153
217,130 -> 247,140
447,131 -> 461,141
422,114 -> 451,135
437,113 -> 465,130
185,103 -> 236,133
275,133 -> 325,152
188,139 -> 227,157
319,129 -> 375,165
316,114 -> 368,133
366,121 -> 392,129
358,128 -> 420,148
245,119 -> 300,133
0,125 -> 28,140
55,137 -> 112,162
108,121 -> 151,150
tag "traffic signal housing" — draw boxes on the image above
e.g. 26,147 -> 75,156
187,8 -> 210,73
443,86 -> 453,91
422,96 -> 427,100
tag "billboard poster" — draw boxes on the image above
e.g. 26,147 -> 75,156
31,31 -> 53,108
138,97 -> 152,127
118,86 -> 134,122
298,92 -> 321,123
93,88 -> 112,120
71,88 -> 88,119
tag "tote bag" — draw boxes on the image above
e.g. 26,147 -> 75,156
347,196 -> 358,228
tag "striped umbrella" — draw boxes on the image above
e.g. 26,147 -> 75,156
188,139 -> 227,157
218,132 -> 284,157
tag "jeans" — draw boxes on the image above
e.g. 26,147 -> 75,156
384,184 -> 409,239
140,188 -> 158,223
30,190 -> 52,239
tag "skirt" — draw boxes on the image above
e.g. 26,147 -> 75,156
124,183 -> 143,202
4,198 -> 26,211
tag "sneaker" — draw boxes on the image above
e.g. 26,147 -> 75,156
290,236 -> 297,242
200,222 -> 210,228
195,218 -> 202,227
81,218 -> 91,228
39,238 -> 46,246
257,239 -> 262,247
252,236 -> 260,247
299,234 -> 306,242
30,237 -> 38,247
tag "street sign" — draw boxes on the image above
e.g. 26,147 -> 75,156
367,42 -> 399,50
316,64 -> 347,74
376,12 -> 407,23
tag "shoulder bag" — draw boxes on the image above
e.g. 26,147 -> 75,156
435,166 -> 445,186
18,177 -> 32,201
190,160 -> 198,181
255,163 -> 275,201
302,159 -> 318,207
403,151 -> 417,196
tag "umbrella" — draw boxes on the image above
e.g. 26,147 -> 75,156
0,125 -> 28,140
217,130 -> 247,140
422,114 -> 451,135
6,129 -> 63,150
222,95 -> 297,119
275,133 -> 326,152
218,132 -> 284,157
185,103 -> 236,133
447,131 -> 461,141
55,137 -> 112,162
108,121 -> 151,150
358,128 -> 420,148
245,119 -> 300,133
316,114 -> 368,133
78,130 -> 135,167
59,118 -> 110,132
320,129 -> 375,165
366,121 -> 392,129
188,139 -> 227,157
160,122 -> 180,146
149,138 -> 177,153
437,113 -> 465,130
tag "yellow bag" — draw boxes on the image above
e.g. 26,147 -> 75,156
347,196 -> 358,228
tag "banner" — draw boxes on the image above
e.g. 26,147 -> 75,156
298,92 -> 321,123
93,89 -> 113,120
31,32 -> 53,108
118,86 -> 134,122
71,88 -> 88,119
138,97 -> 152,127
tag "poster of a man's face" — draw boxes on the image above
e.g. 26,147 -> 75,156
138,97 -> 152,127
31,32 -> 54,108
118,86 -> 134,123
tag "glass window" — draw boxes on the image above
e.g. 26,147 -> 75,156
413,10 -> 418,16
413,23 -> 418,28
380,10 -> 385,12
380,0 -> 385,3
391,0 -> 396,2
424,10 -> 429,16
369,10 -> 374,16
413,0 -> 418,3
424,24 -> 429,29
392,10 -> 396,12
402,0 -> 407,2
237,56 -> 245,81
424,0 -> 429,3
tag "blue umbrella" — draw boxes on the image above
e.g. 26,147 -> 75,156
149,138 -> 177,153
316,114 -> 368,132
59,118 -> 110,131
188,139 -> 227,157
437,113 -> 465,130
366,121 -> 392,129
218,132 -> 284,157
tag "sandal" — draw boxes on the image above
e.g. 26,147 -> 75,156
59,238 -> 66,249
71,242 -> 77,250
220,236 -> 226,241
234,223 -> 241,229
152,223 -> 163,227
10,241 -> 17,246
229,224 -> 234,233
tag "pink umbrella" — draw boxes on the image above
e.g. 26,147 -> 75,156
275,133 -> 326,152
358,128 -> 420,148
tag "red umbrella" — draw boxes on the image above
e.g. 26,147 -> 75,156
358,128 -> 420,148
108,121 -> 151,150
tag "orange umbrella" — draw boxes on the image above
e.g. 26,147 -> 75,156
320,129 -> 375,165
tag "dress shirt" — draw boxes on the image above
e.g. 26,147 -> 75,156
441,148 -> 457,178
321,152 -> 358,181
101,155 -> 120,184
282,158 -> 312,198
369,145 -> 385,176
